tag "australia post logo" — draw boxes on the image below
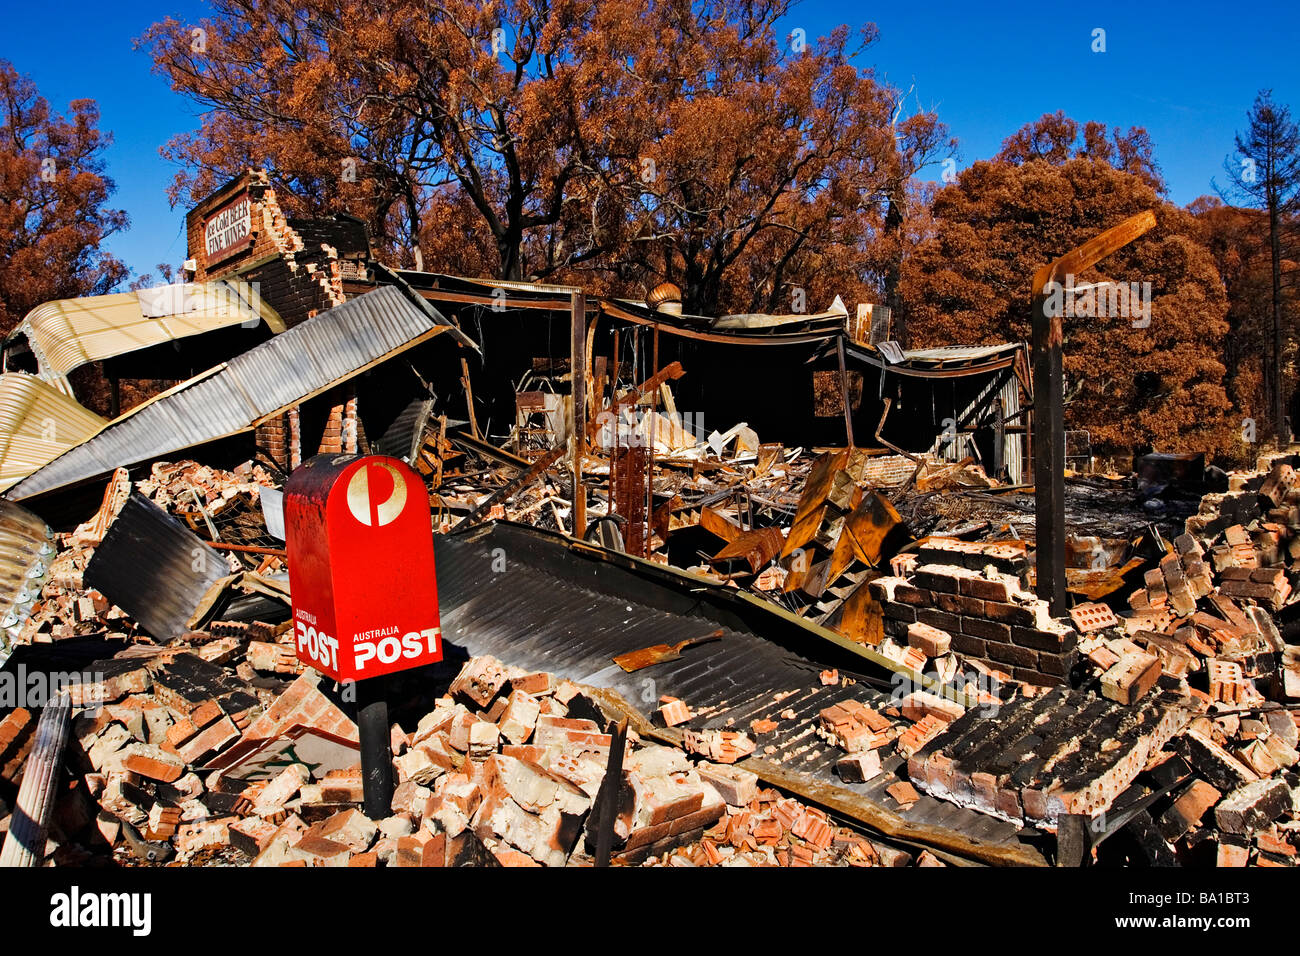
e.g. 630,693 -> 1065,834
285,455 -> 444,682
346,460 -> 407,526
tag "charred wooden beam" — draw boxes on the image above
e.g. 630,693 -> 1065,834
1031,210 -> 1156,616
837,334 -> 855,448
571,290 -> 588,536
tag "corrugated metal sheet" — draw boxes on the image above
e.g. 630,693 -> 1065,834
846,341 -> 1024,378
924,370 -> 1026,483
599,299 -> 847,345
8,282 -> 285,386
1000,374 -> 1024,484
83,493 -> 228,642
0,374 -> 108,492
432,522 -> 1039,862
6,285 -> 474,500
898,343 -> 1022,363
0,499 -> 56,660
376,396 -> 435,462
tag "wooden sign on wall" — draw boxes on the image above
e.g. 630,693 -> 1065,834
203,190 -> 253,265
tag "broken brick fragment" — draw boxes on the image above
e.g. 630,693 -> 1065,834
1214,778 -> 1291,835
658,698 -> 692,727
886,781 -> 920,808
119,743 -> 186,783
680,729 -> 755,764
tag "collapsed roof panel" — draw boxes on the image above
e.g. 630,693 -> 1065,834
438,520 -> 976,704
599,298 -> 847,344
389,271 -> 581,310
710,300 -> 849,331
0,498 -> 56,660
368,270 -> 850,341
836,341 -> 1031,484
432,521 -> 1040,863
4,284 -> 475,501
843,340 -> 1026,378
4,282 -> 286,386
0,373 -> 108,492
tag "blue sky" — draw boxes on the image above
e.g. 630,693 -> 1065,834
3,0 -> 1297,281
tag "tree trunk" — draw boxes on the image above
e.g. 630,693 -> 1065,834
497,230 -> 524,281
402,186 -> 424,272
1271,200 -> 1287,442
883,191 -> 906,346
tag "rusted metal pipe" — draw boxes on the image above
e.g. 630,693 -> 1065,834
208,542 -> 288,557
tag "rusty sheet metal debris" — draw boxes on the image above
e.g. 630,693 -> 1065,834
612,629 -> 724,672
782,449 -> 849,559
711,526 -> 784,574
84,493 -> 229,641
699,505 -> 744,543
7,285 -> 474,500
432,522 -> 1032,863
828,490 -> 909,580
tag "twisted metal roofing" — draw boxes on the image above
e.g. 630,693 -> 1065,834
6,285 -> 474,500
0,374 -> 107,492
431,521 -> 1043,864
8,281 -> 284,385
83,493 -> 227,642
0,499 -> 56,659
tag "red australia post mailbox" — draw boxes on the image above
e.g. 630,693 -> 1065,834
284,454 -> 442,682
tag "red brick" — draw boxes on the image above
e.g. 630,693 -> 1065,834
886,781 -> 920,807
189,699 -> 224,729
176,716 -> 240,765
658,699 -> 692,727
667,802 -> 726,837
907,621 -> 951,657
120,744 -> 185,783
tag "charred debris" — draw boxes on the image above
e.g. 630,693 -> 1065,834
1,174 -> 1298,869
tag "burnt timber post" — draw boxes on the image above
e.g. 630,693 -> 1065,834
593,718 -> 629,866
1030,287 -> 1067,615
1031,210 -> 1156,615
570,290 -> 588,535
837,333 -> 855,448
